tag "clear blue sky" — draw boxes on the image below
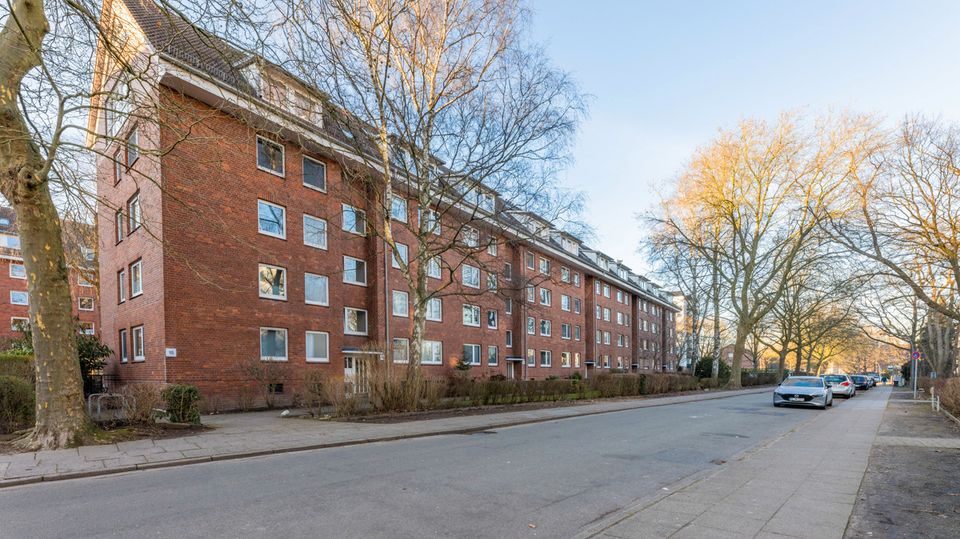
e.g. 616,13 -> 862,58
529,0 -> 960,275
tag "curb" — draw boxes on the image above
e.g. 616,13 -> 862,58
0,387 -> 770,489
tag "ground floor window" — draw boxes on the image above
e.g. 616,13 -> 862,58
422,340 -> 442,365
132,325 -> 145,361
306,331 -> 329,363
463,344 -> 481,365
487,345 -> 498,366
260,327 -> 287,361
540,350 -> 552,367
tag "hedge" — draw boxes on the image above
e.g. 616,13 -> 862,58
0,375 -> 34,434
0,353 -> 33,382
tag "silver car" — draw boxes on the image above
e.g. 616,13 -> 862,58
822,374 -> 856,398
773,376 -> 833,409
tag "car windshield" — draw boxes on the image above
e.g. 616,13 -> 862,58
781,379 -> 823,388
823,375 -> 845,382
852,376 -> 865,382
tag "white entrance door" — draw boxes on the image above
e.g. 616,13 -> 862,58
344,355 -> 368,394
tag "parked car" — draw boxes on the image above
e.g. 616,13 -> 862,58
850,375 -> 872,390
867,373 -> 883,386
822,374 -> 856,398
773,376 -> 833,409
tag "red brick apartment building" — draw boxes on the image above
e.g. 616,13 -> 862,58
92,0 -> 678,409
0,207 -> 99,341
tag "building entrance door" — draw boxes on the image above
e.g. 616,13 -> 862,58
344,355 -> 368,394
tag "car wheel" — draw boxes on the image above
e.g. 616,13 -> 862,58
827,397 -> 833,407
773,403 -> 781,407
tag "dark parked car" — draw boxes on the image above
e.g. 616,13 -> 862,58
850,375 -> 871,390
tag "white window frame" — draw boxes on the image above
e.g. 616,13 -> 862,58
539,287 -> 551,306
392,290 -> 409,317
259,326 -> 288,361
487,273 -> 497,291
462,304 -> 481,327
256,136 -> 285,177
561,323 -> 571,340
302,156 -> 327,192
540,350 -> 552,368
304,273 -> 329,306
486,241 -> 497,256
390,195 -> 407,222
426,297 -> 443,322
462,226 -> 480,248
561,294 -> 571,311
422,340 -> 443,365
78,274 -> 94,287
427,257 -> 442,279
118,328 -> 128,363
117,269 -> 126,303
305,331 -> 330,363
258,263 -> 287,300
10,291 -> 28,306
78,297 -> 95,311
540,319 -> 552,337
539,257 -> 550,274
392,243 -> 409,269
257,199 -> 286,239
525,252 -> 535,270
463,344 -> 481,366
130,259 -> 143,297
505,330 -> 513,348
341,204 -> 367,236
132,325 -> 145,362
343,307 -> 369,336
462,264 -> 480,289
343,256 -> 368,286
10,317 -> 29,332
392,337 -> 410,364
303,214 -> 328,250
9,263 -> 25,280
527,316 -> 536,335
487,345 -> 498,366
487,309 -> 498,329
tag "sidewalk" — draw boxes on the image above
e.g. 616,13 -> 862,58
584,387 -> 891,539
0,386 -> 769,488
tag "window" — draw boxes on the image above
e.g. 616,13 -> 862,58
561,323 -> 571,340
505,330 -> 513,347
617,290 -> 624,303
259,327 -> 287,360
9,263 -> 25,280
487,309 -> 498,329
11,317 -> 28,332
118,328 -> 128,363
11,291 -> 29,306
603,285 -> 610,298
540,350 -> 552,367
604,331 -> 611,345
426,298 -> 442,321
344,307 -> 369,335
78,297 -> 94,311
427,257 -> 442,279
573,298 -> 581,314
486,241 -> 497,256
540,319 -> 552,337
256,136 -> 284,176
392,243 -> 408,269
343,256 -> 367,285
392,290 -> 408,317
342,204 -> 366,236
618,334 -> 625,347
525,252 -> 535,269
422,340 -> 443,365
539,288 -> 552,306
487,273 -> 498,291
392,338 -> 409,364
113,149 -> 123,183
126,129 -> 139,167
462,265 -> 480,289
303,214 -> 328,249
561,267 -> 570,282
115,210 -> 123,243
132,325 -> 145,361
596,330 -> 601,344
303,156 -> 326,191
463,344 -> 481,366
77,274 -> 93,288
127,192 -> 141,232
257,200 -> 286,239
574,325 -> 581,341
561,352 -> 571,368
505,298 -> 513,314
304,273 -> 329,306
575,352 -> 581,368
596,306 -> 601,320
561,295 -> 571,311
487,346 -> 498,366
462,304 -> 481,327
117,269 -> 126,303
573,272 -> 581,287
503,262 -> 512,281
603,308 -> 611,322
527,348 -> 535,367
306,331 -> 330,363
527,316 -> 535,335
0,234 -> 19,249
595,281 -> 601,294
617,312 -> 624,325
462,226 -> 480,248
258,264 -> 286,299
526,285 -> 535,303
390,196 -> 407,222
538,257 -> 550,274
420,208 -> 441,235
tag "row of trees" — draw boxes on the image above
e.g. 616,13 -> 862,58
651,114 -> 960,386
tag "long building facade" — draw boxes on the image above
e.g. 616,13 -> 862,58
92,0 -> 678,410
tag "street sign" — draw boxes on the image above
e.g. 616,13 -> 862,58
912,351 -> 921,360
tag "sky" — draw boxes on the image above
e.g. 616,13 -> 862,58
529,0 -> 960,276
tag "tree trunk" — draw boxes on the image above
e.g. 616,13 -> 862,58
711,263 -> 720,380
776,348 -> 788,381
729,329 -> 747,388
1,0 -> 88,449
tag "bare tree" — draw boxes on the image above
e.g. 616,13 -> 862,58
277,0 -> 586,396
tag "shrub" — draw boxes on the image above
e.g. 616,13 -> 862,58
570,371 -> 582,381
938,378 -> 960,416
489,373 -> 507,382
119,383 -> 165,424
694,357 -> 731,383
162,384 -> 201,424
240,357 -> 291,409
0,353 -> 33,382
740,371 -> 779,387
0,375 -> 34,434
366,360 -> 411,412
322,375 -> 362,417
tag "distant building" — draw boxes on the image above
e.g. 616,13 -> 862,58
719,344 -> 756,370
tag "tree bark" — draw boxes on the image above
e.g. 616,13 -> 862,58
0,0 -> 87,449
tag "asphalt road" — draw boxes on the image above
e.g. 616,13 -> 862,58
0,391 -> 837,538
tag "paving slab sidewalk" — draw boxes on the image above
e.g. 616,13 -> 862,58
0,386 -> 769,488
584,387 -> 891,539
